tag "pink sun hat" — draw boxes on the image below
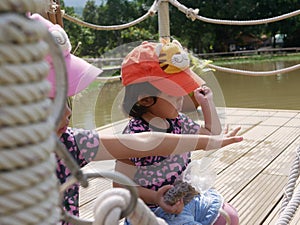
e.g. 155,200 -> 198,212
30,13 -> 102,97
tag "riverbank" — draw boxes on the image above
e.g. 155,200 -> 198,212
211,52 -> 300,66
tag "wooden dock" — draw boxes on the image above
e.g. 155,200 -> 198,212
79,107 -> 300,225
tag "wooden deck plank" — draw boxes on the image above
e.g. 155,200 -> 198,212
262,137 -> 300,225
215,117 -> 298,195
78,108 -> 300,224
191,108 -> 278,165
230,135 -> 300,224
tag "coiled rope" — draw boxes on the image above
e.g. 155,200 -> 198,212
0,1 -> 164,225
276,146 -> 300,225
93,188 -> 167,225
58,170 -> 166,225
0,0 -> 67,224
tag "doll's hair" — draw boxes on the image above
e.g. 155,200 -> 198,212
122,82 -> 160,117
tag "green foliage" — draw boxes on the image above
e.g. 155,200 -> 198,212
61,0 -> 300,58
121,26 -> 158,42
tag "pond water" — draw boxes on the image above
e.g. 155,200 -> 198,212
70,60 -> 300,129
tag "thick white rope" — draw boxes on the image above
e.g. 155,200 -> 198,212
0,1 -> 67,224
63,0 -> 300,29
280,146 -> 300,212
0,135 -> 56,170
0,156 -> 56,193
0,61 -> 50,83
0,41 -> 49,64
93,188 -> 167,225
62,0 -> 160,31
0,99 -> 51,126
169,0 -> 300,25
276,146 -> 300,224
59,170 -> 169,225
208,63 -> 300,76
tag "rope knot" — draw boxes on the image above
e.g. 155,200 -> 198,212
48,0 -> 59,13
185,8 -> 199,21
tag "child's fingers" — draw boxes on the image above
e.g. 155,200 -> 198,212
228,126 -> 241,136
222,136 -> 243,147
223,124 -> 229,134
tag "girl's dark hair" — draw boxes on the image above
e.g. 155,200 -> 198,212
122,82 -> 160,117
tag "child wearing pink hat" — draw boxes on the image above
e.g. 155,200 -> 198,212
115,40 -> 239,225
30,13 -> 102,98
30,14 -> 242,224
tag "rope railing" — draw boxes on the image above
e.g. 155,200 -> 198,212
169,0 -> 300,25
62,0 -> 160,31
62,0 -> 300,29
208,63 -> 300,76
62,0 -> 300,79
90,57 -> 300,80
0,1 -> 67,224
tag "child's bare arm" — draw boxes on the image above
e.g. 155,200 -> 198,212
193,86 -> 222,135
93,131 -> 243,160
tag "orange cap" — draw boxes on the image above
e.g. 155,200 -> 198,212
121,41 -> 205,96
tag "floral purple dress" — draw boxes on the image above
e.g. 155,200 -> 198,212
56,127 -> 99,225
123,113 -> 200,207
123,113 -> 223,225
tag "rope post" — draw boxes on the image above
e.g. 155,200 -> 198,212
158,0 -> 170,42
47,0 -> 64,27
0,1 -> 67,224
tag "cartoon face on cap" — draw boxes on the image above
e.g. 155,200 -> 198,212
156,40 -> 190,74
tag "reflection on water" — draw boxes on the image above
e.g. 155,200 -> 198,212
71,60 -> 300,128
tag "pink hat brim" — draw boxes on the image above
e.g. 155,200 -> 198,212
48,54 -> 102,97
29,13 -> 102,97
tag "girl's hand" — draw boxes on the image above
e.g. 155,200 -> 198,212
223,125 -> 242,137
156,185 -> 184,214
206,126 -> 243,149
193,86 -> 213,105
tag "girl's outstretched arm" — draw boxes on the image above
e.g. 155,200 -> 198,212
93,127 -> 242,160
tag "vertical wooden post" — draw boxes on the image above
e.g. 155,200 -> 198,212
55,0 -> 64,27
47,0 -> 64,27
158,0 -> 170,42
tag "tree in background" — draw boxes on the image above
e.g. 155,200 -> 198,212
60,0 -> 300,57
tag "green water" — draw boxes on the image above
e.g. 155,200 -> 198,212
70,60 -> 300,129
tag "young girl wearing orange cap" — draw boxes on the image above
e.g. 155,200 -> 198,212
115,40 -> 240,225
